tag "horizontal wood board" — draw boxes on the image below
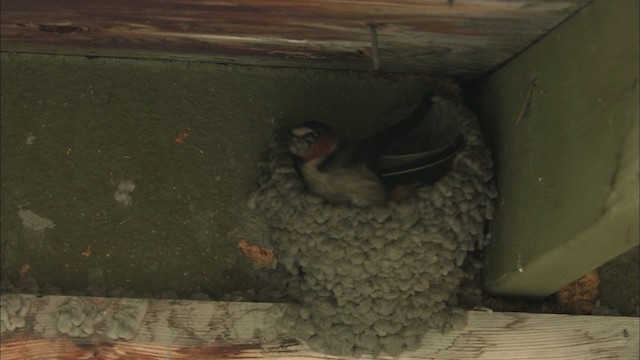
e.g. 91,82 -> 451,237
1,0 -> 591,78
1,294 -> 638,359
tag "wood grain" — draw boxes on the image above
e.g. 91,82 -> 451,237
1,294 -> 638,359
0,0 -> 591,78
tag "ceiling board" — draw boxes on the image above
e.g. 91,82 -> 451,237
1,0 -> 592,78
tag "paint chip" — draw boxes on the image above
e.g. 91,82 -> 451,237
114,180 -> 136,206
18,208 -> 55,231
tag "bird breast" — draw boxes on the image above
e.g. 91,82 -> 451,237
300,158 -> 388,207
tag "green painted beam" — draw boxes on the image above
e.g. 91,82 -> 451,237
0,52 -> 448,297
471,0 -> 639,298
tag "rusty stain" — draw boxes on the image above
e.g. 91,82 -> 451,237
81,245 -> 92,257
237,239 -> 276,267
174,129 -> 190,144
555,270 -> 600,314
1,334 -> 341,359
19,263 -> 30,278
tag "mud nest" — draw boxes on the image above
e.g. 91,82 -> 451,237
249,97 -> 496,357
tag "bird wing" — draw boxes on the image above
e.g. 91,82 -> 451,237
377,135 -> 466,187
370,93 -> 433,152
317,140 -> 372,173
378,135 -> 465,172
313,92 -> 461,189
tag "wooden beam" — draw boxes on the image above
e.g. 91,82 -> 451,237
469,0 -> 639,298
0,294 -> 638,359
0,0 -> 591,78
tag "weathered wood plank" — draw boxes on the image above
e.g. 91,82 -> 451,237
1,294 -> 638,359
469,0 -> 639,298
0,0 -> 591,78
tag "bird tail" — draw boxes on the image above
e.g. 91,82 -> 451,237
372,93 -> 433,146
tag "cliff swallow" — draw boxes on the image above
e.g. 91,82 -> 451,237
289,96 -> 465,207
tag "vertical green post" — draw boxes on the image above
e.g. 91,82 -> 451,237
472,0 -> 639,298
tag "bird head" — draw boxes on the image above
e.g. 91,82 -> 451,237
288,121 -> 338,162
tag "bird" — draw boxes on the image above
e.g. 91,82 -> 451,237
288,95 -> 465,207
